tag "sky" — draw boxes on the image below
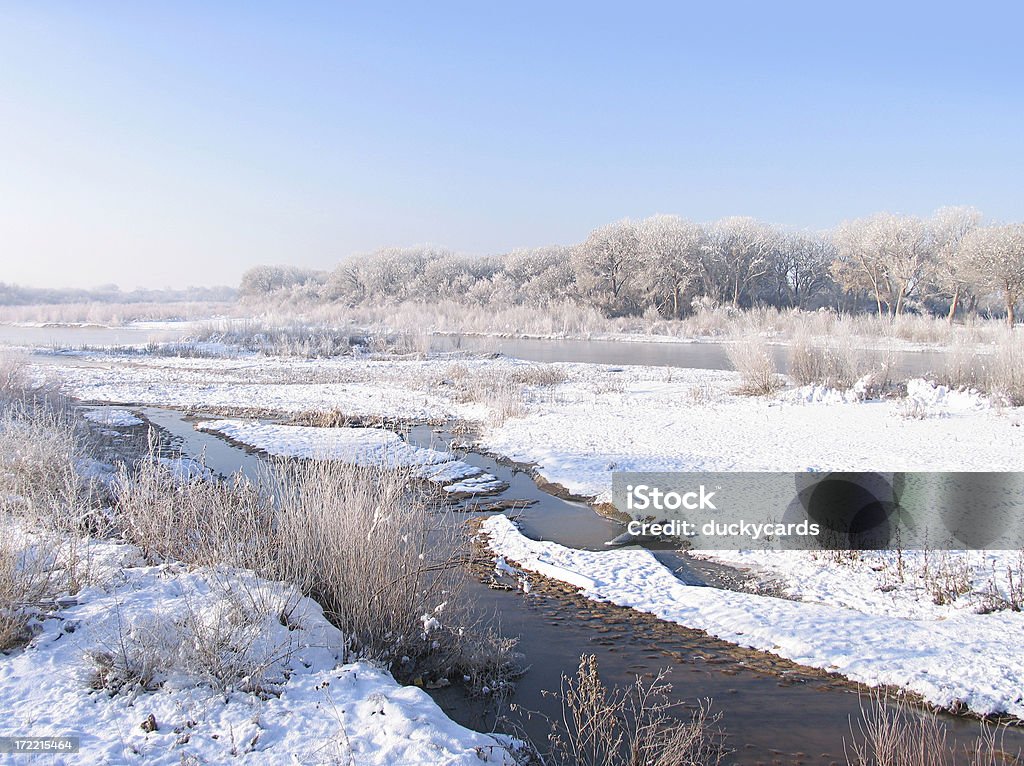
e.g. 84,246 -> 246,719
1,1 -> 1022,289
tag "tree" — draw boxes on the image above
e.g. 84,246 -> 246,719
239,265 -> 325,298
929,206 -> 982,323
764,231 -> 836,309
962,223 -> 1024,326
635,215 -> 705,317
832,213 -> 931,317
572,220 -> 643,315
699,217 -> 777,308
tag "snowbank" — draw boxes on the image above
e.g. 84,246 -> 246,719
196,420 -> 504,494
482,515 -> 1024,719
0,538 -> 514,765
81,407 -> 144,427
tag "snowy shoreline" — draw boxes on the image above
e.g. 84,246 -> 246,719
482,515 -> 1024,720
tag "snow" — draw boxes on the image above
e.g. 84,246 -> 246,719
688,548 -> 1024,620
482,514 -> 1024,719
904,377 -> 990,414
195,419 -> 504,494
0,536 -> 515,765
32,349 -> 1024,725
57,354 -> 490,422
479,367 -> 1021,502
81,408 -> 144,427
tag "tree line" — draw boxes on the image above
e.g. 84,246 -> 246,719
0,283 -> 237,307
240,207 -> 1024,325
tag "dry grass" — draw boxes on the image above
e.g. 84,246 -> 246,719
190,318 -> 363,358
114,444 -> 276,571
239,299 -> 1018,348
788,330 -> 894,390
0,353 -> 99,650
0,300 -> 230,325
267,460 -> 465,661
441,362 -> 565,425
87,583 -> 304,697
113,449 -> 515,691
845,690 -> 1016,766
726,337 -> 782,395
541,654 -> 725,766
938,332 -> 1024,405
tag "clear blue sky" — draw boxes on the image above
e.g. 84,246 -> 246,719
2,1 -> 1022,289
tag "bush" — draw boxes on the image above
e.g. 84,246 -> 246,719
726,337 -> 782,395
114,450 -> 507,689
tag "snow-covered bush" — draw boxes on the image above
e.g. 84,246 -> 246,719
725,336 -> 782,396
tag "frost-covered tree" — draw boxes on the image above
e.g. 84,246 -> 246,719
699,217 -> 777,307
501,246 -> 577,305
572,219 -> 643,315
832,213 -> 932,317
762,231 -> 837,309
928,206 -> 982,323
635,215 -> 705,317
239,265 -> 325,298
962,223 -> 1024,326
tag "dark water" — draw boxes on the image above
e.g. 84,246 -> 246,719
125,407 -> 1024,764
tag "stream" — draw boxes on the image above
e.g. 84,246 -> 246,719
130,406 -> 1024,766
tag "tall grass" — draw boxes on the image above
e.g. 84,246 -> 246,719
113,447 -> 515,689
540,654 -> 725,766
787,329 -> 894,389
235,298 -> 1018,347
0,301 -> 231,325
0,352 -> 96,650
268,460 -> 466,660
725,337 -> 782,395
845,690 -> 1015,766
937,331 -> 1024,405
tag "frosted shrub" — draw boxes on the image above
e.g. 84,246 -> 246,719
726,337 -> 782,395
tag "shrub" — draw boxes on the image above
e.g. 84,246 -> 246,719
726,337 -> 782,395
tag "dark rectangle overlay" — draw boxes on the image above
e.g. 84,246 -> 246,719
610,472 -> 1024,550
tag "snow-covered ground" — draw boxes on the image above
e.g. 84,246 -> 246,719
0,535 -> 514,765
482,515 -> 1024,719
482,373 -> 1022,502
81,407 -> 145,427
197,419 -> 504,494
31,349 -> 1024,721
52,355 -> 1024,501
688,547 -> 1024,620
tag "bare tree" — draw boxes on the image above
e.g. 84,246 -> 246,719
929,206 -> 982,323
699,217 -> 777,307
572,219 -> 643,315
765,231 -> 836,309
962,223 -> 1024,326
832,213 -> 932,317
636,215 -> 706,317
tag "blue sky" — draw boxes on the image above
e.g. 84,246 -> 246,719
1,1 -> 1022,288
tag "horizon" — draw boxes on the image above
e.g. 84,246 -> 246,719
3,1 -> 1022,289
